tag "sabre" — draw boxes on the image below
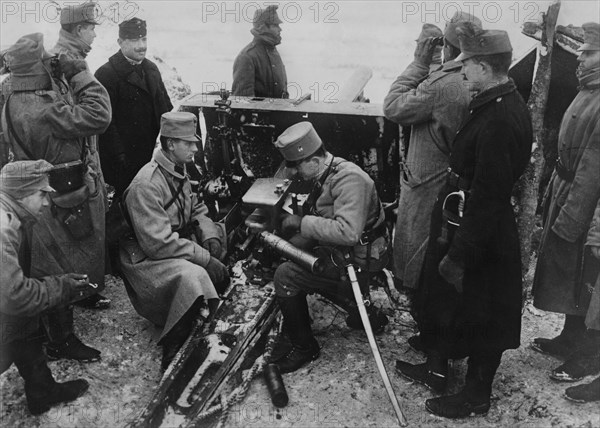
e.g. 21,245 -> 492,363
343,253 -> 408,427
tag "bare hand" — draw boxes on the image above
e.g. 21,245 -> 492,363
414,37 -> 436,66
281,214 -> 302,235
591,246 -> 600,260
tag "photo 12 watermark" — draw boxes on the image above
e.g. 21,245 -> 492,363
200,1 -> 340,24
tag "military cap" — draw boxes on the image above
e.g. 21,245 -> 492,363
445,11 -> 482,48
60,2 -> 100,25
274,122 -> 323,164
119,17 -> 147,40
4,33 -> 54,89
0,160 -> 55,199
455,28 -> 512,62
253,5 -> 282,28
579,22 -> 600,51
416,23 -> 442,42
160,112 -> 200,142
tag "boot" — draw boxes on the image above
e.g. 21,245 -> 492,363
14,338 -> 89,415
564,377 -> 600,403
407,334 -> 426,353
425,352 -> 501,419
273,293 -> 320,374
395,353 -> 448,393
550,354 -> 600,382
532,315 -> 587,358
317,290 -> 388,335
160,303 -> 199,371
46,333 -> 101,362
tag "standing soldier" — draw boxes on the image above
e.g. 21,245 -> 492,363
396,26 -> 533,418
2,33 -> 111,362
232,5 -> 288,98
95,18 -> 173,197
383,13 -> 481,353
50,1 -> 111,309
270,122 -> 389,374
0,160 -> 93,415
532,22 -> 600,364
120,112 -> 229,370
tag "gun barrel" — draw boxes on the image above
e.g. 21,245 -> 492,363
259,232 -> 324,274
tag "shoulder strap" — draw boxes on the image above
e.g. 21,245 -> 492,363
157,166 -> 185,211
3,94 -> 36,160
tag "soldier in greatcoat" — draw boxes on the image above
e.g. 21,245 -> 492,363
532,23 -> 600,364
120,112 -> 229,370
2,33 -> 111,362
396,27 -> 533,418
0,160 -> 93,415
232,5 -> 288,98
270,122 -> 390,374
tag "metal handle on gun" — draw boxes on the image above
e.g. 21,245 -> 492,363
342,252 -> 408,427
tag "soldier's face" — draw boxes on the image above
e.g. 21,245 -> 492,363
77,24 -> 96,46
168,138 -> 198,164
20,190 -> 50,217
266,24 -> 282,43
577,50 -> 600,74
461,58 -> 485,92
289,156 -> 320,181
118,37 -> 148,62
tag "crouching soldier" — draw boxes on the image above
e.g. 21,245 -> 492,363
271,122 -> 390,374
120,112 -> 229,370
0,161 -> 94,415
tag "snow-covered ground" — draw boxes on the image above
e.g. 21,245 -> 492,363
2,1 -> 599,103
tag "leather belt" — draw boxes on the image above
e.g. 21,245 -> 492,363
360,220 -> 387,245
446,169 -> 471,192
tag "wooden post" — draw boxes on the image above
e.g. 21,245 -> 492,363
515,0 -> 561,283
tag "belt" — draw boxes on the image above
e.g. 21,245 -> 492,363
556,159 -> 575,182
360,220 -> 387,245
446,169 -> 471,192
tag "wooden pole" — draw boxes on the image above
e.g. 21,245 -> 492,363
516,0 -> 561,284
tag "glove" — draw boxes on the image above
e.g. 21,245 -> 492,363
281,214 -> 302,236
438,255 -> 465,293
62,273 -> 93,302
58,54 -> 87,81
205,256 -> 229,285
203,238 -> 222,259
413,37 -> 436,66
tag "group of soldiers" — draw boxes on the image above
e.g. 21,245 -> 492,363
0,1 -> 599,421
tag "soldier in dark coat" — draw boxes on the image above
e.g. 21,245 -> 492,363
95,18 -> 173,197
396,27 -> 533,419
532,22 -> 600,360
232,5 -> 288,98
0,160 -> 93,415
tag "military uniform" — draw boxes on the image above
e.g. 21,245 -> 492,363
232,5 -> 288,98
383,13 -> 481,289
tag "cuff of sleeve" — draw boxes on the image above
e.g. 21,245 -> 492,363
50,276 -> 71,308
190,242 -> 211,267
299,216 -> 316,240
70,70 -> 95,92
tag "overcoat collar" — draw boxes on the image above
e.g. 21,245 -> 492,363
154,149 -> 187,180
108,50 -> 149,93
0,192 -> 37,227
469,79 -> 516,111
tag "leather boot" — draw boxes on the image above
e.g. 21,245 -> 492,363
273,293 -> 320,374
14,338 -> 89,415
565,376 -> 600,403
317,290 -> 388,334
160,303 -> 198,371
532,315 -> 587,358
44,308 -> 101,362
396,352 -> 448,393
425,352 -> 501,418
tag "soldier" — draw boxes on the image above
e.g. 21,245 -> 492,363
396,26 -> 533,418
50,1 -> 111,309
2,33 -> 111,362
0,160 -> 93,415
95,18 -> 173,198
532,23 -> 600,366
119,112 -> 229,370
383,13 -> 481,353
270,122 -> 389,374
232,5 -> 288,98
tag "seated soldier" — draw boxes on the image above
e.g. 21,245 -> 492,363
271,122 -> 390,374
119,112 -> 229,370
0,160 -> 93,415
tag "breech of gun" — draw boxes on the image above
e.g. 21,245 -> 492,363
258,232 -> 325,274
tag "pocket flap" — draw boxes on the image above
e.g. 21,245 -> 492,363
50,185 -> 89,208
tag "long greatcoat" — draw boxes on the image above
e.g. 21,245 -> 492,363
119,149 -> 223,341
585,200 -> 600,330
533,72 -> 600,316
0,193 -> 72,352
1,70 -> 111,290
417,80 -> 532,357
94,51 -> 173,195
383,59 -> 474,288
232,38 -> 288,98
